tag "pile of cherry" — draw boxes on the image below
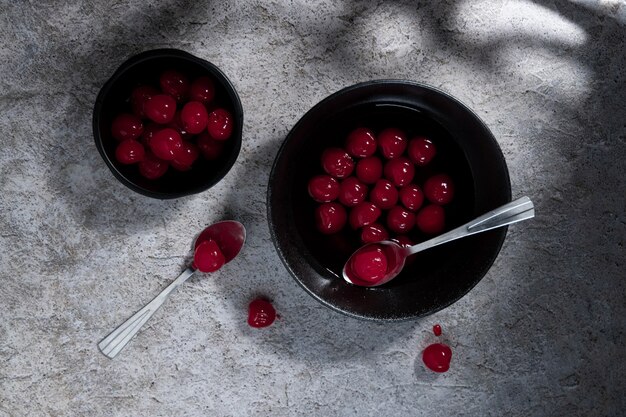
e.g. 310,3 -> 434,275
308,127 -> 455,245
110,70 -> 234,179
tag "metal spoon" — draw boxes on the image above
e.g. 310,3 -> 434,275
98,220 -> 246,359
343,196 -> 534,287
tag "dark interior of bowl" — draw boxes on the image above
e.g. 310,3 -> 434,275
93,49 -> 243,199
268,81 -> 511,321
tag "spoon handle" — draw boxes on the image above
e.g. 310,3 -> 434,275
406,196 -> 534,256
98,267 -> 195,359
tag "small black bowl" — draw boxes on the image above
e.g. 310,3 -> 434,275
268,80 -> 511,321
93,49 -> 243,199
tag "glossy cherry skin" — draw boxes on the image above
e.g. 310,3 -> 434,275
196,132 -> 225,160
360,223 -> 389,244
391,235 -> 413,248
378,128 -> 407,159
248,299 -> 276,328
207,108 -> 234,141
424,174 -> 455,205
166,111 -> 189,138
416,204 -> 445,234
138,153 -> 169,179
350,244 -> 388,283
308,175 -> 340,202
422,343 -> 452,373
369,179 -> 398,210
115,139 -> 145,164
338,177 -> 367,207
408,136 -> 437,166
315,202 -> 347,234
321,148 -> 354,179
159,70 -> 189,101
181,101 -> 209,134
399,184 -> 424,211
149,128 -> 183,161
189,76 -> 215,103
111,113 -> 144,141
349,202 -> 382,229
384,157 -> 415,187
130,85 -> 158,118
170,141 -> 199,171
386,205 -> 416,234
144,94 -> 177,124
355,156 -> 383,184
345,127 -> 376,158
192,239 -> 225,273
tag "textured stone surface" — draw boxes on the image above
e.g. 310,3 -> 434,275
1,0 -> 625,416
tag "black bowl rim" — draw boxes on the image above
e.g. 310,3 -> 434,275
93,48 -> 243,199
267,79 -> 511,321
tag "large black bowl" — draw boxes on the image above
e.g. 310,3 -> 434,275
93,49 -> 243,199
268,80 -> 511,321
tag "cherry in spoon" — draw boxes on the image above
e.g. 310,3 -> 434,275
98,221 -> 246,359
343,196 -> 534,287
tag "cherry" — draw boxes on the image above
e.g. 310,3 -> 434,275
189,76 -> 215,103
170,141 -> 199,171
433,324 -> 442,336
378,128 -> 407,159
416,204 -> 445,234
207,108 -> 234,141
308,175 -> 340,202
355,156 -> 383,184
384,157 -> 415,187
192,239 -> 225,273
422,343 -> 452,373
159,70 -> 189,101
144,94 -> 176,124
196,132 -> 225,160
391,235 -> 413,248
130,85 -> 158,118
315,202 -> 347,234
350,244 -> 388,283
360,223 -> 389,244
338,177 -> 367,207
369,179 -> 398,210
149,128 -> 183,161
140,123 -> 160,147
115,139 -> 145,164
408,136 -> 437,166
386,205 -> 416,234
399,184 -> 424,211
138,153 -> 168,179
345,127 -> 376,158
349,202 -> 381,229
424,174 -> 455,205
166,111 -> 189,138
321,148 -> 354,179
181,101 -> 209,134
248,299 -> 276,328
111,113 -> 143,141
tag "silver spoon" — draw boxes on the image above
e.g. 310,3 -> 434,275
343,196 -> 534,287
98,220 -> 246,359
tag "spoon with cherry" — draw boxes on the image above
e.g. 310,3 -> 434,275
98,220 -> 246,359
343,196 -> 534,287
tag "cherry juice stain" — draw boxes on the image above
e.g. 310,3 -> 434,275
422,324 -> 452,373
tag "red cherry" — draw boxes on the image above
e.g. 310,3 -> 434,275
149,128 -> 183,161
189,76 -> 215,103
424,174 -> 455,205
315,202 -> 347,234
170,141 -> 199,171
360,223 -> 389,244
408,136 -> 437,166
140,123 -> 160,147
115,139 -> 145,164
144,94 -> 176,124
355,156 -> 383,184
181,101 -> 209,134
349,202 -> 382,229
399,184 -> 424,211
111,113 -> 144,141
378,128 -> 407,159
384,157 -> 415,187
138,153 -> 169,179
159,70 -> 189,101
308,175 -> 340,203
248,298 -> 276,328
416,204 -> 445,234
350,244 -> 388,283
321,148 -> 354,179
166,111 -> 189,138
197,132 -> 225,160
338,177 -> 367,207
207,108 -> 234,141
386,205 -> 416,234
422,343 -> 452,373
192,239 -> 225,273
370,179 -> 399,210
130,85 -> 158,118
345,128 -> 376,158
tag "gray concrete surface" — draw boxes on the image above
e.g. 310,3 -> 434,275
1,0 -> 625,416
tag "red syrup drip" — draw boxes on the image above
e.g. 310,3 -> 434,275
433,324 -> 442,336
423,324 -> 452,373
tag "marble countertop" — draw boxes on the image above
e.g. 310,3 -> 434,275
1,1 -> 624,416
